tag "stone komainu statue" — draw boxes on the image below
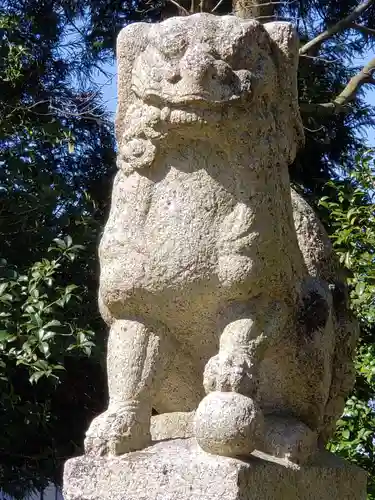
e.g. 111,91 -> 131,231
84,14 -> 358,463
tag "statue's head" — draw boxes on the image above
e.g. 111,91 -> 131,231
116,14 -> 303,171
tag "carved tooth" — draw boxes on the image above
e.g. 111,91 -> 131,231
160,107 -> 171,120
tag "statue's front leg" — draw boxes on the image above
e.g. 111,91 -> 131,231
203,316 -> 265,397
195,315 -> 266,457
197,303 -> 319,463
85,319 -> 166,456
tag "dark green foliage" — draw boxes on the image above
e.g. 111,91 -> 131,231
318,151 -> 375,497
0,241 -> 106,497
0,0 -> 113,496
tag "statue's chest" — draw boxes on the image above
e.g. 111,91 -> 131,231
111,168 -> 236,239
144,168 -> 234,240
105,168 -> 250,282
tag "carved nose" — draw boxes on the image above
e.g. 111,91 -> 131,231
180,45 -> 223,85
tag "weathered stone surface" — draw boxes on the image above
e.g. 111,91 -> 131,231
151,411 -> 195,441
82,12 -> 359,466
194,391 -> 264,457
291,189 -> 359,444
64,439 -> 367,500
153,410 -> 319,465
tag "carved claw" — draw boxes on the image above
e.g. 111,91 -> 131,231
262,416 -> 318,464
203,352 -> 257,396
84,406 -> 151,456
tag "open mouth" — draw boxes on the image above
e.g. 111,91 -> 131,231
168,108 -> 207,124
131,86 -> 244,107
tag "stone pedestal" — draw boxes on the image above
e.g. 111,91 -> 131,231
63,439 -> 366,500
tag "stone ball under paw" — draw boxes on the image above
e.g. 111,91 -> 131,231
194,391 -> 264,458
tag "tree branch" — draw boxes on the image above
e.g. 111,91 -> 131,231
299,0 -> 375,55
300,54 -> 339,64
300,57 -> 375,115
167,0 -> 190,15
334,57 -> 375,106
233,0 -> 277,19
240,0 -> 294,6
350,22 -> 375,37
299,102 -> 340,115
211,0 -> 224,12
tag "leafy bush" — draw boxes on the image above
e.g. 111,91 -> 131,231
319,150 -> 375,497
0,236 -> 95,385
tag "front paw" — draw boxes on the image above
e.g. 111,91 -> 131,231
203,352 -> 257,396
84,405 -> 151,456
262,416 -> 317,464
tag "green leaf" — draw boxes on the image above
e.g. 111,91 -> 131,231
0,330 -> 10,342
64,235 -> 73,248
29,371 -> 46,384
53,238 -> 66,249
39,342 -> 50,356
52,364 -> 65,371
342,429 -> 350,440
33,359 -> 50,370
0,293 -> 13,302
355,282 -> 366,296
43,319 -> 61,329
42,331 -> 56,341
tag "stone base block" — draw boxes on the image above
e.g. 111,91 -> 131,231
63,438 -> 366,500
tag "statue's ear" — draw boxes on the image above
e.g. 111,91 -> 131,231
264,22 -> 304,163
115,23 -> 151,143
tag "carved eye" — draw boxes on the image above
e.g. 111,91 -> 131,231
209,49 -> 221,61
167,72 -> 182,84
159,36 -> 187,58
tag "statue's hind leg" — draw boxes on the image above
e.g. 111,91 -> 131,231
85,319 -> 168,456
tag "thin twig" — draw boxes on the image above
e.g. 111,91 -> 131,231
63,9 -> 86,39
248,0 -> 296,6
299,102 -> 340,114
167,0 -> 190,15
211,0 -> 224,12
300,0 -> 375,55
350,22 -> 375,37
254,15 -> 276,19
303,125 -> 325,133
254,15 -> 293,20
300,54 -> 340,64
2,99 -> 50,111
